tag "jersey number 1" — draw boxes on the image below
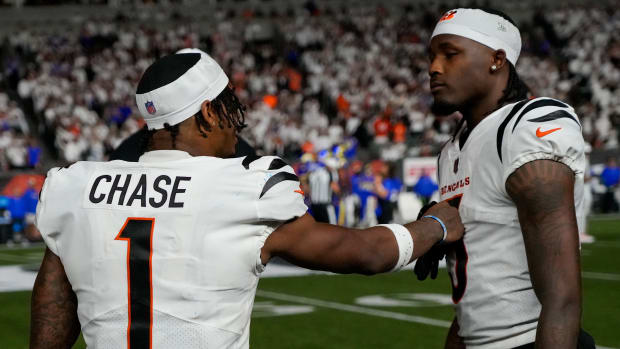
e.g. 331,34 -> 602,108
115,217 -> 155,349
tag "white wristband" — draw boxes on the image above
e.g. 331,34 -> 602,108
379,224 -> 414,272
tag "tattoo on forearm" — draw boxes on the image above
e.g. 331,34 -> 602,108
30,249 -> 80,349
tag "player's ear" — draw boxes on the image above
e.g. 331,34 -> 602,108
200,100 -> 218,127
491,49 -> 507,73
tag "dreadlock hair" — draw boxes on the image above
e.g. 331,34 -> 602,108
140,85 -> 247,154
497,62 -> 530,106
474,7 -> 531,106
193,85 -> 247,138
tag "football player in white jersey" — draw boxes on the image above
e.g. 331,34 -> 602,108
416,8 -> 595,349
29,50 -> 464,349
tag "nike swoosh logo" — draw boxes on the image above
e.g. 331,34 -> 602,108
294,189 -> 305,196
536,127 -> 562,138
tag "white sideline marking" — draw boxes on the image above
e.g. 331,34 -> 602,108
0,265 -> 36,292
582,271 -> 620,281
256,290 -> 452,328
592,241 -> 620,248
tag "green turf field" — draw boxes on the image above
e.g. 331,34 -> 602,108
1,219 -> 619,349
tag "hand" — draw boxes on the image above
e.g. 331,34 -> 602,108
413,200 -> 444,281
423,201 -> 464,243
414,244 -> 447,280
416,201 -> 437,220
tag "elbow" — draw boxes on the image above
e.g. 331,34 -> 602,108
541,289 -> 582,319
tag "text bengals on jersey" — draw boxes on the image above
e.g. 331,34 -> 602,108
441,177 -> 470,196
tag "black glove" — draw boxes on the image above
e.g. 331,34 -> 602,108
414,243 -> 447,280
577,328 -> 595,349
413,201 -> 446,281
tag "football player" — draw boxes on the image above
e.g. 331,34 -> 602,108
30,51 -> 464,348
418,8 -> 594,349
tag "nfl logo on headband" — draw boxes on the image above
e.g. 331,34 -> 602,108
145,101 -> 156,115
135,50 -> 229,130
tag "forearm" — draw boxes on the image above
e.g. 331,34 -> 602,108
405,217 -> 444,260
273,223 -> 398,275
264,206 -> 459,275
30,248 -> 80,349
537,300 -> 581,348
529,216 -> 581,348
275,220 -> 443,274
518,190 -> 581,348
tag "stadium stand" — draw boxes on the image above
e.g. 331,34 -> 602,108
0,0 -> 619,242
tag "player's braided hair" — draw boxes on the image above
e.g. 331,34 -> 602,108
497,62 -> 530,106
140,86 -> 247,152
193,85 -> 247,138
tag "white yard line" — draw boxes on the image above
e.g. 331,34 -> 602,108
582,271 -> 620,281
0,265 -> 36,292
591,241 -> 620,248
256,290 -> 451,328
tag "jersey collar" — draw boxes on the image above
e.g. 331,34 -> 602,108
139,150 -> 193,163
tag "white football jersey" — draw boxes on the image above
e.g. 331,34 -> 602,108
437,98 -> 585,348
35,150 -> 307,349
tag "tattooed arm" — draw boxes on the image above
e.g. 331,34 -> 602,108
506,159 -> 581,349
30,248 -> 80,349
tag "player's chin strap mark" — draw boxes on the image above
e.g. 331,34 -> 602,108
527,110 -> 581,128
510,98 -> 569,133
259,172 -> 300,199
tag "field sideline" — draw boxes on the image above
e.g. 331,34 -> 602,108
0,219 -> 618,348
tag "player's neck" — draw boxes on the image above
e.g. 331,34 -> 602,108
148,135 -> 219,158
461,75 -> 508,130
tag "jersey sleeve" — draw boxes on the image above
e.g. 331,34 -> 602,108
250,156 -> 308,222
501,98 -> 586,184
35,167 -> 63,255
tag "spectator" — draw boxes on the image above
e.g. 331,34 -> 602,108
374,162 -> 403,224
0,196 -> 12,244
600,157 -> 620,213
413,171 -> 439,205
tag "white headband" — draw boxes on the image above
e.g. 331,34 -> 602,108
136,49 -> 229,130
431,8 -> 522,65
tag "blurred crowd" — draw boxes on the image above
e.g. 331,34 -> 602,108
0,3 -> 618,165
0,91 -> 41,170
0,2 -> 618,241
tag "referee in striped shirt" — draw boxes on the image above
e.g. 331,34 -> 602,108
308,160 -> 339,224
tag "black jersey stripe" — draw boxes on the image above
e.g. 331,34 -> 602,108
511,98 -> 569,133
268,158 -> 289,170
259,172 -> 299,199
242,154 -> 262,169
496,99 -> 529,163
527,110 -> 581,127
